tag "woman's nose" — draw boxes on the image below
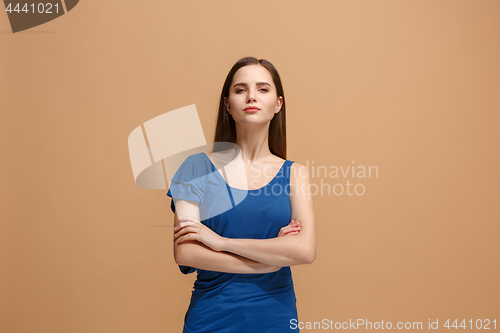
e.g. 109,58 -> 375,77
247,89 -> 257,102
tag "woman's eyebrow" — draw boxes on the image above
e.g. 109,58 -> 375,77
233,82 -> 271,88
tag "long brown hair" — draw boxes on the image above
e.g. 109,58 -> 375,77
212,57 -> 287,160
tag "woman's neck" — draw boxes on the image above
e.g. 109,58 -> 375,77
234,125 -> 274,164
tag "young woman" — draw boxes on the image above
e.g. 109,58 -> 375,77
167,56 -> 316,332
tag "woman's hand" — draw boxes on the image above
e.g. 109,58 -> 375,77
277,219 -> 301,237
174,216 -> 226,252
258,219 -> 302,272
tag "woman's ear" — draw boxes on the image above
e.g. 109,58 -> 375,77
224,97 -> 231,114
276,96 -> 283,113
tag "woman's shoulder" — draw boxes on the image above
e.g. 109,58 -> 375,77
174,152 -> 212,178
289,161 -> 308,179
271,155 -> 286,165
185,152 -> 212,166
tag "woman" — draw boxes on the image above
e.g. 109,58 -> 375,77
167,56 -> 316,332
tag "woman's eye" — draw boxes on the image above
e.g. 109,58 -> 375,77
235,88 -> 268,93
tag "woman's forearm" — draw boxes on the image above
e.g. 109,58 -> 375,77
221,234 -> 315,267
175,240 -> 281,274
171,200 -> 279,274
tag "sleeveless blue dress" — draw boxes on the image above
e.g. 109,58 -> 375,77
166,152 -> 299,333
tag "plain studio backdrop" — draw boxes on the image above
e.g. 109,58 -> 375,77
1,0 -> 499,332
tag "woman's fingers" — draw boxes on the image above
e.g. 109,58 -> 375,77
287,227 -> 301,234
174,219 -> 225,251
284,226 -> 301,233
174,225 -> 200,244
283,223 -> 301,231
174,224 -> 201,237
176,233 -> 198,244
278,224 -> 302,237
174,225 -> 192,237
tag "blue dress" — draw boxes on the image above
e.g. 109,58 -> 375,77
166,152 -> 299,333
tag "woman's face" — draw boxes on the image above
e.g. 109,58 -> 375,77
225,64 -> 283,126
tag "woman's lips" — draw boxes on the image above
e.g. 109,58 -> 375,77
244,107 -> 260,113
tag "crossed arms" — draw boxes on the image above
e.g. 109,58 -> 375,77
171,163 -> 316,274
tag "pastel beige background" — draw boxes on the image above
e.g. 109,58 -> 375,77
1,0 -> 499,332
